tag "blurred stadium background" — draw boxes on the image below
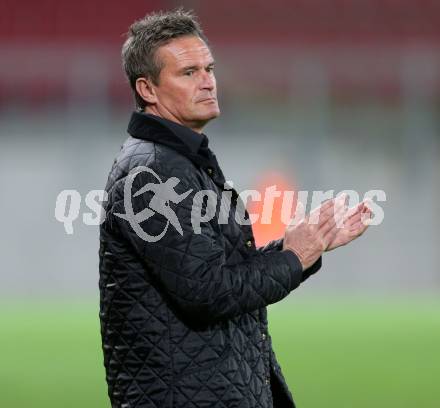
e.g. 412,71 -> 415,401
1,1 -> 439,407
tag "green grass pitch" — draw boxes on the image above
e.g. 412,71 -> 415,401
1,297 -> 439,407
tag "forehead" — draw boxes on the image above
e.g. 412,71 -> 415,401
157,36 -> 213,68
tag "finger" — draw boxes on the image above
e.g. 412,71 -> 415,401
313,198 -> 346,227
346,200 -> 370,221
340,218 -> 369,243
346,202 -> 364,219
328,194 -> 349,224
344,201 -> 372,227
358,199 -> 373,218
319,196 -> 347,230
319,197 -> 338,212
360,206 -> 373,225
321,199 -> 352,246
344,206 -> 364,227
350,216 -> 371,234
334,200 -> 349,228
363,198 -> 373,210
322,221 -> 342,245
308,198 -> 337,225
349,224 -> 368,238
322,215 -> 347,247
345,214 -> 360,228
319,200 -> 347,237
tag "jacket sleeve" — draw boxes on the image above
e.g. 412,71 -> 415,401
257,238 -> 322,282
112,166 -> 308,322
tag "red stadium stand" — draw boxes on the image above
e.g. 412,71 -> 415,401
0,0 -> 438,109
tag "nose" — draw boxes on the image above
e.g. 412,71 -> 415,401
200,70 -> 215,91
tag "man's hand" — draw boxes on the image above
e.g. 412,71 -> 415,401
325,200 -> 373,252
282,197 -> 347,269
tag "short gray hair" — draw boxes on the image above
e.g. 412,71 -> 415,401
122,9 -> 208,110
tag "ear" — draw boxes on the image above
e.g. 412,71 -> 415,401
135,77 -> 157,105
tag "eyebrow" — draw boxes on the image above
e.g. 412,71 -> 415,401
179,61 -> 215,72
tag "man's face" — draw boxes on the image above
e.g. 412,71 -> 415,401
148,35 -> 220,132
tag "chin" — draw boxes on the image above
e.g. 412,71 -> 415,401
194,107 -> 220,123
204,104 -> 221,119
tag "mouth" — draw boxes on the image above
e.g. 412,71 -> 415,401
197,97 -> 217,103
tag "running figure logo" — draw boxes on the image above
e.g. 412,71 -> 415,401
115,166 -> 192,242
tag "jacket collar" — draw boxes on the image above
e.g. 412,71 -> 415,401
127,111 -> 226,187
128,111 -> 205,154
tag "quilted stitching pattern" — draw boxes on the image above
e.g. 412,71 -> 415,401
99,136 -> 318,407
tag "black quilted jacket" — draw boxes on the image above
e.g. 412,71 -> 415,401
99,112 -> 322,408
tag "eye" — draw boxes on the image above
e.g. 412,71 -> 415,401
184,70 -> 195,76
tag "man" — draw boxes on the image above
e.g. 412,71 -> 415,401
99,9 -> 371,408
